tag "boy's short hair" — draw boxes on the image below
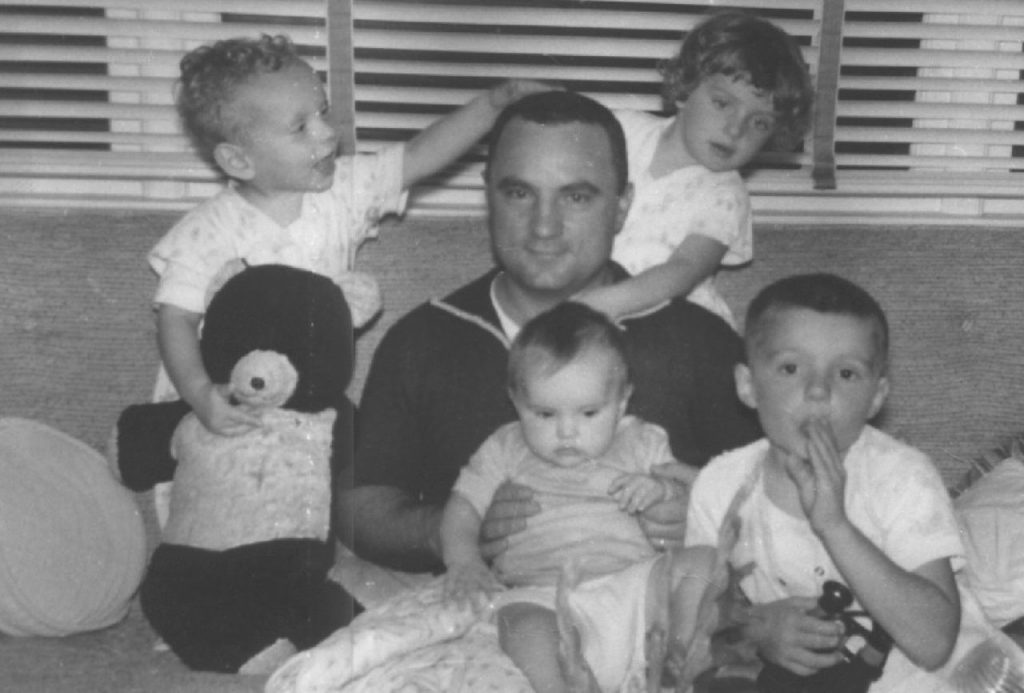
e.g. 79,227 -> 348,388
660,10 -> 814,150
485,90 -> 629,194
744,273 -> 890,372
176,34 -> 304,166
508,302 -> 631,395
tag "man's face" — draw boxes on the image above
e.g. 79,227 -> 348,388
486,118 -> 631,301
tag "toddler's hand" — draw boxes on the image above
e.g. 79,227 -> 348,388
608,473 -> 669,514
488,79 -> 560,110
194,384 -> 261,436
443,561 -> 502,611
337,271 -> 382,328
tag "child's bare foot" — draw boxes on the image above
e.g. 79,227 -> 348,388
555,560 -> 601,693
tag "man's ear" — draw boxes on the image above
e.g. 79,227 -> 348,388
868,376 -> 890,420
614,182 -> 634,234
734,363 -> 756,409
213,142 -> 255,181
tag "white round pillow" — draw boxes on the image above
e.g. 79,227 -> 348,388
0,417 -> 146,636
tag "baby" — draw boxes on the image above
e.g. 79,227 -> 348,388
578,11 -> 813,326
686,273 -> 975,692
149,33 -> 546,434
441,301 -> 713,692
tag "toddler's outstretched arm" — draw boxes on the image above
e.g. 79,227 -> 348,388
156,304 -> 261,435
401,79 -> 555,187
576,234 -> 726,319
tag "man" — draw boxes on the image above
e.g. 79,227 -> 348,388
341,91 -> 759,573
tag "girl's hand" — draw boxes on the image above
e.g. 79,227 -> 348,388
782,418 -> 848,534
443,561 -> 502,610
608,473 -> 669,514
194,384 -> 261,436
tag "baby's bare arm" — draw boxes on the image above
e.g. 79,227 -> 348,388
441,493 -> 502,605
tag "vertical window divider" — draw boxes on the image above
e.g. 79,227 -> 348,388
327,0 -> 357,156
811,0 -> 845,190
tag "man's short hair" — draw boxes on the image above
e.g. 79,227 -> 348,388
744,273 -> 890,372
508,302 -> 631,394
485,91 -> 629,194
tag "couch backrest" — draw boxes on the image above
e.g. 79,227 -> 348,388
3,208 -> 1022,486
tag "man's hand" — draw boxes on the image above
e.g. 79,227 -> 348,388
747,598 -> 844,676
479,481 -> 540,563
637,462 -> 696,550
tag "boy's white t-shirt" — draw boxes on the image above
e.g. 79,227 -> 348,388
685,426 -> 988,692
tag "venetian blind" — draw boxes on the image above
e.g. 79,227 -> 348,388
0,0 -> 340,207
1,0 -> 1022,223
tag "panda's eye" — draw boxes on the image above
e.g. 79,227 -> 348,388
251,377 -> 265,390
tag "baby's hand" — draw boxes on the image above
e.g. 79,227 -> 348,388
488,79 -> 560,110
195,384 -> 261,436
443,561 -> 502,611
336,271 -> 382,329
608,473 -> 669,514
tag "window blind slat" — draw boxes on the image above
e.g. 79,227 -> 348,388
354,29 -> 680,60
845,0 -> 1023,14
3,131 -> 191,147
839,102 -> 1024,121
839,127 -> 1024,147
840,47 -> 1024,71
842,20 -> 1024,42
30,0 -> 324,15
840,76 -> 1022,94
354,1 -> 820,35
5,15 -> 331,44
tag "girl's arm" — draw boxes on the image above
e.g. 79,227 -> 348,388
441,492 -> 487,568
575,234 -> 727,319
156,304 -> 260,435
402,79 -> 554,187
